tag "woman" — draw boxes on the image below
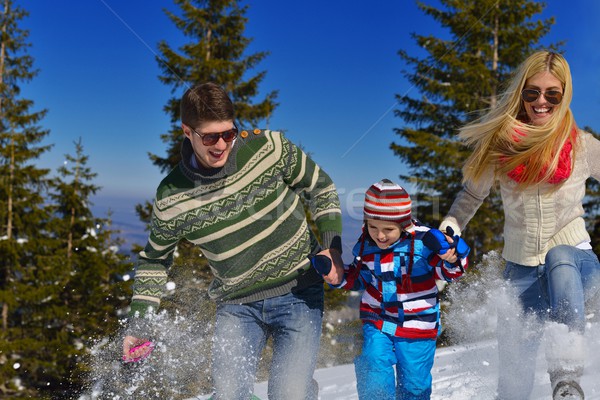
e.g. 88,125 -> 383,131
440,51 -> 600,400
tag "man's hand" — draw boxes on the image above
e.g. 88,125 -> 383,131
123,335 -> 153,363
314,248 -> 344,285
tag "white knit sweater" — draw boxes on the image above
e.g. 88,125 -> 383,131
441,129 -> 600,266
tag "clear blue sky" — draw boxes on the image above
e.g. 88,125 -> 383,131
18,0 -> 600,245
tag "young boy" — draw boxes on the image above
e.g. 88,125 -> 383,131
314,179 -> 469,400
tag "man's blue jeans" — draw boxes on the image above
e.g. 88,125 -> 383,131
497,245 -> 600,399
211,284 -> 324,400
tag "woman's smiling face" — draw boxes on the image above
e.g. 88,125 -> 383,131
522,71 -> 563,126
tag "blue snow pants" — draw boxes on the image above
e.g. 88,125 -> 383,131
355,323 -> 436,400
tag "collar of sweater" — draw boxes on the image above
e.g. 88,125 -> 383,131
179,137 -> 240,181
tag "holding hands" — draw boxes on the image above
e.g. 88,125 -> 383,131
422,227 -> 470,264
312,248 -> 344,285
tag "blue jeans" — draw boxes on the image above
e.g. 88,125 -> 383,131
211,284 -> 324,400
355,323 -> 436,400
497,245 -> 600,399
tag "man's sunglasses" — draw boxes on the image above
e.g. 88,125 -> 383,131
190,126 -> 238,146
521,89 -> 563,105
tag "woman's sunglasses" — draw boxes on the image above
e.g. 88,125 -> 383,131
521,89 -> 563,105
190,126 -> 238,146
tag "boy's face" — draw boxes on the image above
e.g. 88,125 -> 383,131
366,219 -> 402,249
183,120 -> 236,169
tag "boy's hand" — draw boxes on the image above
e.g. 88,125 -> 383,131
423,227 -> 470,263
312,254 -> 332,275
423,228 -> 452,254
313,248 -> 344,285
438,236 -> 458,264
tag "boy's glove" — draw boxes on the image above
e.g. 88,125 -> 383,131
423,227 -> 470,259
311,254 -> 332,275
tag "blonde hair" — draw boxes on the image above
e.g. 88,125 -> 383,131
460,51 -> 576,186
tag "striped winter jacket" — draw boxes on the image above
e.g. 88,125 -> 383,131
338,223 -> 467,339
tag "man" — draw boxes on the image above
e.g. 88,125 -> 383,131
123,82 -> 343,400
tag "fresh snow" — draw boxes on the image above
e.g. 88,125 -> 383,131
188,251 -> 600,400
191,337 -> 600,399
83,251 -> 600,400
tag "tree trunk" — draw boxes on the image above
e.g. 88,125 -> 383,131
2,303 -> 7,331
0,0 -> 8,114
205,28 -> 212,61
490,5 -> 500,110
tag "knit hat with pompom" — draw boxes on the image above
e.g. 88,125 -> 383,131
363,179 -> 414,232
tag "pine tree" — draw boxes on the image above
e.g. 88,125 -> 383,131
40,138 -> 133,396
136,0 -> 279,316
391,0 -> 559,261
0,0 -> 53,395
0,3 -> 132,395
48,138 -> 101,263
151,0 -> 278,173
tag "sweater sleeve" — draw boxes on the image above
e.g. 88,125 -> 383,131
584,130 -> 600,181
440,163 -> 495,236
280,134 -> 343,252
434,254 -> 468,282
126,187 -> 181,336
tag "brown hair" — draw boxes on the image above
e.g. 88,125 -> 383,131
180,82 -> 234,128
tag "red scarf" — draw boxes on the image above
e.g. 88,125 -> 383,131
507,127 -> 576,184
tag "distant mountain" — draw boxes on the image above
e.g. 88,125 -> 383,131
91,194 -> 148,255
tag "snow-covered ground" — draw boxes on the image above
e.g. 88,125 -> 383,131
84,252 -> 599,400
189,251 -> 600,400
188,337 -> 600,400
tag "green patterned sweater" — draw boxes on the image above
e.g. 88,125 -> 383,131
128,129 -> 342,321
